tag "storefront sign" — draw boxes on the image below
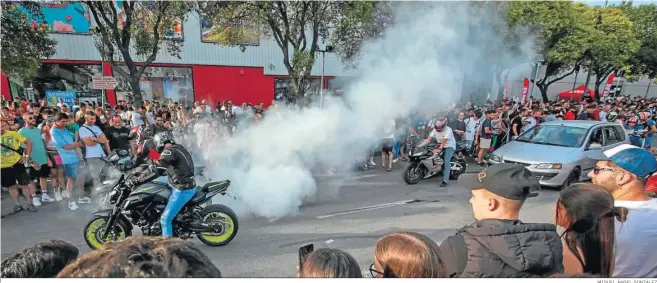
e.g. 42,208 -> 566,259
520,78 -> 529,104
45,90 -> 76,106
92,76 -> 118,89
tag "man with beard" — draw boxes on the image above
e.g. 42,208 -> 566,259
19,112 -> 56,205
587,145 -> 657,277
104,115 -> 133,152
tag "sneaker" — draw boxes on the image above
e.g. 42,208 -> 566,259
68,201 -> 79,211
368,159 -> 376,166
41,193 -> 55,203
32,196 -> 42,207
61,190 -> 70,199
54,189 -> 63,202
7,204 -> 22,215
25,204 -> 38,212
78,196 -> 91,204
440,181 -> 448,187
393,158 -> 399,163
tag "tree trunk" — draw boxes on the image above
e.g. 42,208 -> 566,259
130,79 -> 143,107
537,84 -> 549,103
593,80 -> 603,101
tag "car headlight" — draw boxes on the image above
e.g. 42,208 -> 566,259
489,154 -> 502,162
536,163 -> 562,169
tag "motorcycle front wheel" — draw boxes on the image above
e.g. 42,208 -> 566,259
196,204 -> 239,247
83,216 -> 131,250
403,163 -> 426,185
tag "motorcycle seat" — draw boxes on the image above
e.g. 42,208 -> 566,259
200,180 -> 230,193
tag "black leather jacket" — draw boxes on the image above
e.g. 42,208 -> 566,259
133,143 -> 196,190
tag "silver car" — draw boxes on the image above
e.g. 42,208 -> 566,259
488,120 -> 629,189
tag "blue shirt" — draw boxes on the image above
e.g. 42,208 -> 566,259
627,120 -> 655,148
50,127 -> 79,165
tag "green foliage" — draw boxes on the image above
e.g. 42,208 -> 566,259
1,2 -> 56,80
85,1 -> 193,106
208,1 -> 387,98
619,3 -> 657,81
507,1 -> 589,102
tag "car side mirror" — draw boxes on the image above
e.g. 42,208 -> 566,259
587,143 -> 602,150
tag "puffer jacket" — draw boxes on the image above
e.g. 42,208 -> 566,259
440,219 -> 564,278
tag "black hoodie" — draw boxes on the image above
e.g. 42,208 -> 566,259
440,219 -> 563,278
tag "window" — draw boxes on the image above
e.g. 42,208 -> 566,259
613,126 -> 627,142
114,66 -> 194,106
32,63 -> 103,103
603,126 -> 621,146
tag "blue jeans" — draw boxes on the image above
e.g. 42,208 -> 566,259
442,147 -> 455,183
161,187 -> 196,237
393,140 -> 401,159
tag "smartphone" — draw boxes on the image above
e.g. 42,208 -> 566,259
298,244 -> 314,271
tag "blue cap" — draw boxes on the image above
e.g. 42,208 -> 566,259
589,144 -> 657,179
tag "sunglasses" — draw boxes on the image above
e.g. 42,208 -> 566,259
593,166 -> 615,175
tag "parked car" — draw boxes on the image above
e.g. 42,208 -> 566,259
488,120 -> 629,189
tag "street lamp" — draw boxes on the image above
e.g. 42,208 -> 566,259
529,54 -> 544,100
318,45 -> 334,108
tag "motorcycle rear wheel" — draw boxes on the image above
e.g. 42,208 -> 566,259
196,204 -> 239,247
83,216 -> 131,250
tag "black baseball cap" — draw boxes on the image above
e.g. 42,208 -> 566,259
458,163 -> 540,200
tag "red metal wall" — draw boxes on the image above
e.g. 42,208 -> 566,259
193,65 -> 275,107
1,73 -> 10,100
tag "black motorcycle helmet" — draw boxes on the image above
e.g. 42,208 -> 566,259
153,131 -> 175,152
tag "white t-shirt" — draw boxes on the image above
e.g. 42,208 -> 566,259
132,112 -> 144,126
464,117 -> 478,141
613,198 -> 657,277
429,126 -> 456,149
383,119 -> 396,139
521,117 -> 536,132
78,124 -> 106,158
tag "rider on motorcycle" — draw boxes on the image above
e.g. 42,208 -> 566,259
416,115 -> 457,188
125,131 -> 197,238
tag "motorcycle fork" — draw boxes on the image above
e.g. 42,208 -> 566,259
101,206 -> 121,240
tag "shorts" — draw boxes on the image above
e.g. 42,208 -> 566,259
479,138 -> 492,149
1,163 -> 31,188
381,138 -> 394,152
63,162 -> 79,179
28,163 -> 51,180
47,151 -> 64,169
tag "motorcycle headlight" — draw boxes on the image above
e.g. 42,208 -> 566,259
536,163 -> 562,169
109,189 -> 119,204
489,154 -> 502,162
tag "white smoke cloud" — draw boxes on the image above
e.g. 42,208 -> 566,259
194,2 -> 535,220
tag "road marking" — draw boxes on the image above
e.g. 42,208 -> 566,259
355,174 -> 379,179
316,200 -> 417,219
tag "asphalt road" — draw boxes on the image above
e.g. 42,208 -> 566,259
0,161 -> 559,277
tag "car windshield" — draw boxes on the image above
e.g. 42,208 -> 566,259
516,125 -> 587,148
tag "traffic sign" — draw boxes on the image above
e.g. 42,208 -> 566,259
92,76 -> 118,90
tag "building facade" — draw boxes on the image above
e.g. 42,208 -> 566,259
1,2 -> 353,106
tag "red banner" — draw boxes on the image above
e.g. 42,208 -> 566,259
520,78 -> 529,104
503,81 -> 510,100
601,73 -> 616,98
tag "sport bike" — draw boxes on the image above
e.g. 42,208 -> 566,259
83,167 -> 239,250
402,144 -> 467,185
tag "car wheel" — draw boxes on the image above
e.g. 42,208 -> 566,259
560,169 -> 580,190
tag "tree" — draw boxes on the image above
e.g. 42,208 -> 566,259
84,1 -> 193,106
506,1 -> 591,102
208,1 -> 388,100
1,2 -> 57,80
582,5 -> 639,98
619,3 -> 657,82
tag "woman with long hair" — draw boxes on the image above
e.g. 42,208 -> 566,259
370,231 -> 446,278
553,183 -> 628,277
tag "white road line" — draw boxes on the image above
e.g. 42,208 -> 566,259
355,174 -> 379,179
316,200 -> 416,219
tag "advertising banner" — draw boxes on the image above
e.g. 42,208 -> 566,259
45,90 -> 76,106
520,78 -> 529,104
601,73 -> 616,98
18,2 -> 91,33
200,17 -> 259,45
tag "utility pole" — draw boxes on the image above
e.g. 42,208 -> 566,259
317,45 -> 334,108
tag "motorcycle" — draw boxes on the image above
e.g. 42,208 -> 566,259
402,144 -> 467,185
83,167 -> 239,250
98,149 -> 135,183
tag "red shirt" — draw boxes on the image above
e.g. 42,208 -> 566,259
564,111 -> 575,120
592,109 -> 600,121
